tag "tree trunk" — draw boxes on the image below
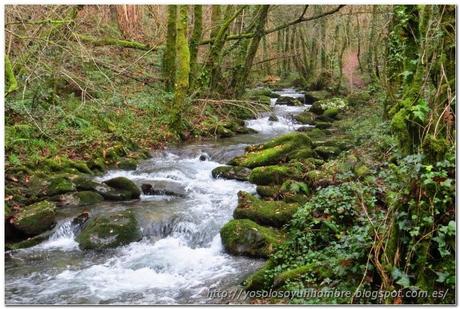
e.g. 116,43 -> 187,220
172,5 -> 190,133
234,5 -> 270,96
189,5 -> 203,89
113,5 -> 142,40
163,5 -> 177,91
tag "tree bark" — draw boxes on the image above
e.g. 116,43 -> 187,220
163,5 -> 177,91
189,5 -> 202,89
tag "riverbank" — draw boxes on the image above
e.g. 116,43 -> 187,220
217,88 -> 455,304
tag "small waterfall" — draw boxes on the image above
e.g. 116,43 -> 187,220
38,220 -> 78,251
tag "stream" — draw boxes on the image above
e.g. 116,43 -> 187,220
5,88 -> 312,304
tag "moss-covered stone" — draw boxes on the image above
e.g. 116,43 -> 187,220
276,96 -> 303,106
211,166 -> 251,181
322,108 -> 339,119
75,191 -> 104,205
314,145 -> 341,160
256,185 -> 281,199
294,111 -> 316,125
88,157 -> 106,172
229,132 -> 312,168
6,230 -> 52,250
220,219 -> 284,258
13,201 -> 56,236
48,177 -> 76,196
244,260 -> 274,291
118,158 -> 138,170
76,209 -> 141,250
234,191 -> 299,228
103,177 -> 141,200
249,165 -> 296,185
310,97 -> 347,115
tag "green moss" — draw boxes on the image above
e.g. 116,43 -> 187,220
7,230 -> 52,250
48,177 -> 76,196
88,157 -> 106,172
75,191 -> 104,205
76,209 -> 141,250
314,145 -> 341,160
13,200 -> 56,236
294,111 -> 316,125
234,191 -> 299,228
323,108 -> 339,119
315,121 -> 332,129
220,219 -> 284,258
230,133 -> 312,168
103,177 -> 141,199
249,165 -> 298,185
256,185 -> 281,199
273,262 -> 333,288
354,164 -> 370,177
118,158 -> 138,170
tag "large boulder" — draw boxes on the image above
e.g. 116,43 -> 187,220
309,97 -> 348,115
233,191 -> 299,228
244,260 -> 274,291
294,111 -> 316,125
102,177 -> 141,200
76,209 -> 142,250
211,166 -> 252,181
13,201 -> 56,236
220,219 -> 284,258
276,96 -> 303,106
54,191 -> 104,207
249,165 -> 297,185
229,132 -> 312,168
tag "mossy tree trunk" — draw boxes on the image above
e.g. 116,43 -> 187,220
189,5 -> 202,89
162,5 -> 177,91
172,5 -> 190,134
5,55 -> 18,96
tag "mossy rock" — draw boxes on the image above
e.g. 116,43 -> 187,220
244,260 -> 275,291
118,158 -> 138,170
314,145 -> 341,160
276,96 -> 303,106
76,191 -> 104,205
48,177 -> 76,196
247,87 -> 280,98
234,191 -> 299,228
256,185 -> 281,199
73,176 -> 100,191
305,128 -> 328,140
315,121 -> 333,129
13,201 -> 56,236
217,126 -> 236,138
103,177 -> 141,200
249,165 -> 297,186
294,111 -> 316,125
41,157 -> 92,174
229,132 -> 312,168
322,108 -> 339,119
6,230 -> 53,250
88,157 -> 106,172
211,166 -> 251,181
220,219 -> 284,258
310,97 -> 347,115
76,209 -> 141,250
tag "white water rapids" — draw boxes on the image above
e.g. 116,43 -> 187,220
5,88 -> 312,304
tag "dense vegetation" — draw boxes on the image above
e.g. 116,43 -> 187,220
4,4 -> 455,304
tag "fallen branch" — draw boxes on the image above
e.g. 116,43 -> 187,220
76,34 -> 154,51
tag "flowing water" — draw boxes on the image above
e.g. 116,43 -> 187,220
5,88 -> 312,304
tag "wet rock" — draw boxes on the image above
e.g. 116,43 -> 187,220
276,96 -> 303,106
220,219 -> 283,258
268,114 -> 279,122
48,177 -> 76,196
296,126 -> 314,132
294,111 -> 316,125
211,166 -> 251,181
72,211 -> 90,228
141,180 -> 187,197
103,177 -> 141,200
235,127 -> 258,135
199,153 -> 209,161
76,209 -> 141,250
234,191 -> 299,228
13,200 -> 56,236
6,230 -> 53,251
